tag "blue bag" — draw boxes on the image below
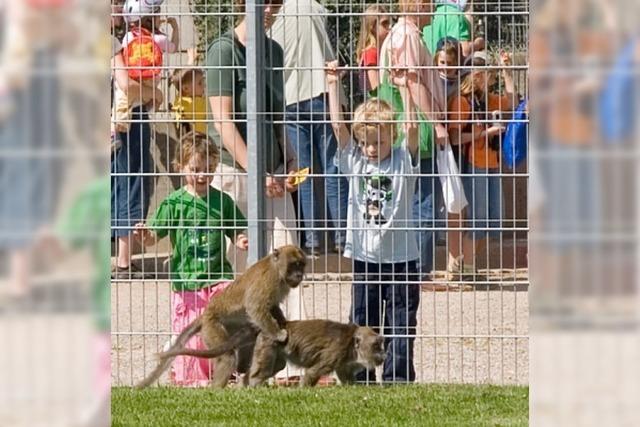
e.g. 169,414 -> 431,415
502,99 -> 528,169
599,38 -> 638,143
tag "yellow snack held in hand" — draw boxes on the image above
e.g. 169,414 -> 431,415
289,168 -> 310,186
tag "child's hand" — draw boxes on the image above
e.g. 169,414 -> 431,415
391,68 -> 408,87
499,50 -> 512,67
266,176 -> 285,198
235,234 -> 249,251
133,222 -> 154,245
325,60 -> 343,84
435,123 -> 450,146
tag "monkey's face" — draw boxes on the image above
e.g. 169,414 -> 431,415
272,245 -> 307,288
354,327 -> 386,369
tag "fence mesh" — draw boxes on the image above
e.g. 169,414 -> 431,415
110,0 -> 529,387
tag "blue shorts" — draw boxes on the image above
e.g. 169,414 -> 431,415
462,165 -> 504,239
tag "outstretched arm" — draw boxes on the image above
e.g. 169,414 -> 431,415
393,70 -> 419,158
325,61 -> 351,149
500,51 -> 516,110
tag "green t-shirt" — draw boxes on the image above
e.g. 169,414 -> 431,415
205,30 -> 285,174
422,4 -> 472,54
56,178 -> 110,331
148,187 -> 247,292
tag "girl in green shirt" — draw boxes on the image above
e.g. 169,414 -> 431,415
134,132 -> 248,386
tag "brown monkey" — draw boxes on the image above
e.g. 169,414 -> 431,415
136,245 -> 306,388
250,320 -> 386,387
156,319 -> 386,387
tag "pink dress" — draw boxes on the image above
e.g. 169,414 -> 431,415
169,281 -> 233,386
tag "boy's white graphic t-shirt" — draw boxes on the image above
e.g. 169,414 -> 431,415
336,138 -> 420,264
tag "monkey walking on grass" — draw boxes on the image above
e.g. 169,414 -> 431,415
157,319 -> 387,387
136,245 -> 307,388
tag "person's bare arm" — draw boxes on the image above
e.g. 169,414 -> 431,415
209,95 -> 248,170
394,71 -> 419,158
325,61 -> 350,149
460,41 -> 472,57
500,51 -> 516,110
165,17 -> 180,54
451,126 -> 502,145
406,73 -> 449,145
367,69 -> 380,91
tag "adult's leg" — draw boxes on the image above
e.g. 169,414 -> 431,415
351,260 -> 382,383
463,165 -> 491,271
285,100 -> 319,250
211,164 -> 248,273
111,107 -> 151,271
382,261 -> 420,383
312,95 -> 348,250
413,157 -> 438,280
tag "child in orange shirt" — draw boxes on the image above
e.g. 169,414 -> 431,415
447,50 -> 515,276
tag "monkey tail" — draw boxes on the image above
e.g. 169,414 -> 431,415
135,318 -> 203,389
157,327 -> 258,360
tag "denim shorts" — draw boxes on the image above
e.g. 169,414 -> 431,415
462,165 -> 504,239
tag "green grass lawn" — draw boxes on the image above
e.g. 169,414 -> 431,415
112,384 -> 528,426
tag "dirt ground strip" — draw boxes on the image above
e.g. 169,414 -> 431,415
112,269 -> 529,386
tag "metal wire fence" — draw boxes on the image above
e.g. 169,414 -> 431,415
110,0 -> 528,386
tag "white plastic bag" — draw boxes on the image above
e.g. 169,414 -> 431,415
436,144 -> 468,214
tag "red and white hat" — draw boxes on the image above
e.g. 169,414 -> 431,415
123,0 -> 164,24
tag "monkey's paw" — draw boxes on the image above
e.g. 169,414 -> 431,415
276,329 -> 288,343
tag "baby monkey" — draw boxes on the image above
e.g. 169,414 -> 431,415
137,245 -> 306,388
159,319 -> 386,387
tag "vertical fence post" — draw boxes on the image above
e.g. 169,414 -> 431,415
246,0 -> 266,264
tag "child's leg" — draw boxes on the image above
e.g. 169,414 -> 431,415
170,285 -> 231,387
8,248 -> 29,297
351,260 -> 382,383
382,261 -> 420,383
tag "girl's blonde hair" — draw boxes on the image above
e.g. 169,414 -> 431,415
399,0 -> 431,14
173,132 -> 220,172
356,5 -> 388,62
459,55 -> 495,97
352,99 -> 397,144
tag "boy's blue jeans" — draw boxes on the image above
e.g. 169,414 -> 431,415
285,94 -> 348,249
351,260 -> 420,383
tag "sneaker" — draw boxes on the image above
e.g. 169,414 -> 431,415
111,264 -> 151,281
304,247 -> 320,259
332,243 -> 345,255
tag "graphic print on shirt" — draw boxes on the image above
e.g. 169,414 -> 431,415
360,174 -> 394,226
187,229 -> 217,271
